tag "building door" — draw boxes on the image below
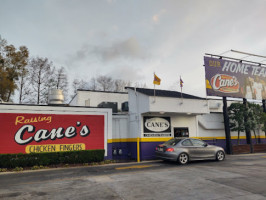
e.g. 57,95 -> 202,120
174,127 -> 189,137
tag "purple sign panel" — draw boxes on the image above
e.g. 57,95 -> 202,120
204,56 -> 266,100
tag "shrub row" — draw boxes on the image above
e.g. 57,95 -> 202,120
0,150 -> 105,168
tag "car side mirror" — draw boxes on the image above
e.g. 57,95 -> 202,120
203,143 -> 208,147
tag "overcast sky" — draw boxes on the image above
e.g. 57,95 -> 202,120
1,0 -> 266,98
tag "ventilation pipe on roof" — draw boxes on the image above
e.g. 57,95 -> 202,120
48,89 -> 64,105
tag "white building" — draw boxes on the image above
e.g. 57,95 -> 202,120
68,87 -> 265,160
1,87 -> 263,160
69,89 -> 128,112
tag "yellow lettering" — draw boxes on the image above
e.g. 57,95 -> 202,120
209,60 -> 221,67
15,115 -> 53,125
46,116 -> 52,123
15,116 -> 25,125
25,143 -> 86,153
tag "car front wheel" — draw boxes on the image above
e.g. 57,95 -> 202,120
216,150 -> 225,161
178,153 -> 189,165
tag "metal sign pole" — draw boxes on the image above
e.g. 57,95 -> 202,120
243,98 -> 254,153
223,97 -> 233,154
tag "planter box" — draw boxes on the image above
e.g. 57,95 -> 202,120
254,144 -> 266,153
233,145 -> 251,154
233,144 -> 266,154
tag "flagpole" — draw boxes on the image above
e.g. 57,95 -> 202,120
180,76 -> 183,103
154,72 -> 156,102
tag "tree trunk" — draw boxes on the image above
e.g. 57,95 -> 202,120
7,89 -> 12,102
253,130 -> 257,144
37,69 -> 41,104
19,76 -> 24,104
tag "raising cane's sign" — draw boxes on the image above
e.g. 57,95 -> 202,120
204,56 -> 266,100
0,113 -> 104,154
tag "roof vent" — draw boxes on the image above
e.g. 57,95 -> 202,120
48,89 -> 64,105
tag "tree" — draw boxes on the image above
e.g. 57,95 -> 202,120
228,103 -> 246,145
114,79 -> 129,92
0,36 -> 29,102
72,78 -> 87,98
247,103 -> 263,144
96,75 -> 114,91
88,77 -> 98,90
51,66 -> 69,102
134,82 -> 147,88
261,112 -> 266,139
28,57 -> 54,104
17,63 -> 31,104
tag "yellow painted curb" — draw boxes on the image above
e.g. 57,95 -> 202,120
115,165 -> 153,170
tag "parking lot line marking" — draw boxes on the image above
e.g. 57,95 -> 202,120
115,165 -> 153,170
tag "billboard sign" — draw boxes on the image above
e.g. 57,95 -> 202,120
0,113 -> 104,154
204,56 -> 266,100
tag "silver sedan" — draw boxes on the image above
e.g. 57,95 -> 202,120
155,138 -> 225,165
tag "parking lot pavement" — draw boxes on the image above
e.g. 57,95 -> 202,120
0,153 -> 266,200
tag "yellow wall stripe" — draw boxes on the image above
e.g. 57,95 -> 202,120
108,136 -> 266,143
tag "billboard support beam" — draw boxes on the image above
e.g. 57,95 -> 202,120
223,97 -> 232,154
230,49 -> 266,59
205,53 -> 266,67
243,98 -> 254,153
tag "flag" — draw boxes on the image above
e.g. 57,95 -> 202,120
180,77 -> 184,88
153,74 -> 161,85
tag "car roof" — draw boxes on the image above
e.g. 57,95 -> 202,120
173,137 -> 190,140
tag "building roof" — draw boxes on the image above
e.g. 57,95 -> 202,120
77,89 -> 128,94
126,87 -> 205,100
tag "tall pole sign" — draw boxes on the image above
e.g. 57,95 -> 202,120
223,97 -> 233,154
204,53 -> 266,154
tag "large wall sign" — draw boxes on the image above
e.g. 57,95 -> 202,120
204,56 -> 266,100
0,113 -> 104,154
143,117 -> 171,137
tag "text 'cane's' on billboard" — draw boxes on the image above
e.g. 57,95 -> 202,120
204,56 -> 266,100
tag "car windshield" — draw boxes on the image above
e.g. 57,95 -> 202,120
164,138 -> 182,146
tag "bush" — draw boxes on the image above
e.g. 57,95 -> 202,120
0,168 -> 7,172
0,150 -> 105,169
12,167 -> 23,172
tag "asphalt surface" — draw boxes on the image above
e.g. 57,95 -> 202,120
0,153 -> 266,200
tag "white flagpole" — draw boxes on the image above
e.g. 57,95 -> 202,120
154,73 -> 156,102
180,76 -> 183,103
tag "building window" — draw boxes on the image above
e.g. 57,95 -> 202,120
174,127 -> 189,137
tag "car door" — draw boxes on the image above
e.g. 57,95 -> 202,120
190,139 -> 213,159
180,139 -> 197,159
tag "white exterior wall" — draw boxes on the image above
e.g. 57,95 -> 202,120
198,113 -> 264,138
197,114 -> 226,138
170,115 -> 198,137
112,115 -> 129,139
70,91 -> 128,111
128,90 -> 150,138
149,97 -> 209,114
140,114 -> 197,138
